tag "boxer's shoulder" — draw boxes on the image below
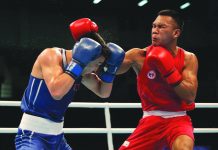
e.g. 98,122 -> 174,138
124,48 -> 146,74
179,47 -> 198,67
126,48 -> 146,61
31,47 -> 63,78
177,47 -> 196,58
39,47 -> 62,60
34,47 -> 63,69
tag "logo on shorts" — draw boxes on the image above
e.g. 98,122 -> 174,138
122,141 -> 130,147
147,70 -> 156,79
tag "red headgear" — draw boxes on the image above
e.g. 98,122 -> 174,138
69,18 -> 98,41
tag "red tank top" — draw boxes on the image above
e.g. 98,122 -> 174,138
137,46 -> 195,111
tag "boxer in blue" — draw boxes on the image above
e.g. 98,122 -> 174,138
15,18 -> 125,150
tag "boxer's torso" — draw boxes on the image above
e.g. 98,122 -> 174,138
21,48 -> 81,122
132,46 -> 195,111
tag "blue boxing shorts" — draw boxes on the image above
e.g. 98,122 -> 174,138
15,113 -> 72,150
15,128 -> 72,150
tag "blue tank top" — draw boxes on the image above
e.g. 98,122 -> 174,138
21,49 -> 81,122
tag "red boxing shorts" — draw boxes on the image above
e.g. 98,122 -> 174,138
119,115 -> 194,150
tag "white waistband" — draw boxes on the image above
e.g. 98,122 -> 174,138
143,110 -> 186,118
19,113 -> 63,135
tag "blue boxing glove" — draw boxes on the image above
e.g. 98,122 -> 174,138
98,43 -> 125,83
65,38 -> 102,79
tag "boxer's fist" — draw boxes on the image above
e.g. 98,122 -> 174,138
98,43 -> 125,83
69,18 -> 98,41
65,38 -> 102,79
147,46 -> 182,86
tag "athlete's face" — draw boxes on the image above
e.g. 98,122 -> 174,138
82,56 -> 105,75
151,15 -> 181,47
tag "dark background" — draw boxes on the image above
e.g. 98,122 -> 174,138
0,0 -> 218,149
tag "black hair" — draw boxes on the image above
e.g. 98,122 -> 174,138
158,9 -> 184,31
80,32 -> 110,58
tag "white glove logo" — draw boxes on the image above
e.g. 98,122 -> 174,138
103,66 -> 108,72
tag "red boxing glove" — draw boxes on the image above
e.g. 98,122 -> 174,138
69,18 -> 98,41
147,46 -> 182,86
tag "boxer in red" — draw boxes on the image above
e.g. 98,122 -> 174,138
118,9 -> 198,150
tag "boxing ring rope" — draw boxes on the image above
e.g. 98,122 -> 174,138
1,101 -> 218,150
